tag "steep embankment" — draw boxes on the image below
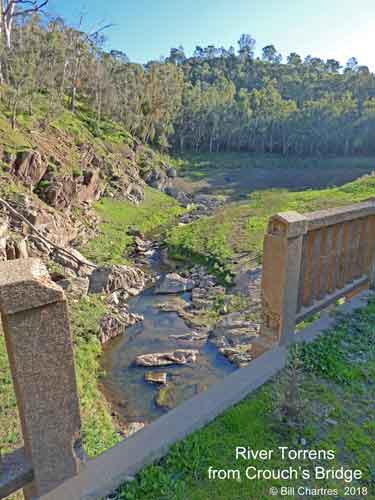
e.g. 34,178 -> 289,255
0,100 -> 183,463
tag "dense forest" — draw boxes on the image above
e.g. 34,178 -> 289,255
2,4 -> 375,156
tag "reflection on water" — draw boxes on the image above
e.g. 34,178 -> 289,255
101,286 -> 235,423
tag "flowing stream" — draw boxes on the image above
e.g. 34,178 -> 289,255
101,248 -> 235,425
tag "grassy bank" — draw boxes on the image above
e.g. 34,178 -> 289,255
166,174 -> 375,279
81,187 -> 186,265
115,300 -> 375,500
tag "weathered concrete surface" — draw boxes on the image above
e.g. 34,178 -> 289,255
0,447 -> 33,499
260,211 -> 307,346
0,259 -> 84,499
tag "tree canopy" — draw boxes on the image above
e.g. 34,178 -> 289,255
2,11 -> 375,157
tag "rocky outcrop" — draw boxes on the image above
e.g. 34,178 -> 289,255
43,177 -> 77,210
155,272 -> 194,294
99,310 -> 143,344
77,169 -> 102,204
135,349 -> 199,367
11,150 -> 49,188
89,265 -> 145,295
143,167 -> 171,192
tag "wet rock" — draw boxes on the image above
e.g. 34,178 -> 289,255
144,372 -> 167,385
155,272 -> 194,294
89,265 -> 145,294
155,385 -> 176,409
218,344 -> 253,368
135,349 -> 199,367
169,331 -> 208,343
154,296 -> 188,314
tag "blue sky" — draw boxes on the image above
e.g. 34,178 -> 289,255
48,0 -> 375,69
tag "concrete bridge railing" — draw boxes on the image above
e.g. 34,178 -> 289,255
0,259 -> 84,499
1,199 -> 375,499
261,199 -> 375,345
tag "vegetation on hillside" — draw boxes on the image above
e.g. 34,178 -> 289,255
81,187 -> 186,265
114,300 -> 375,499
0,9 -> 375,157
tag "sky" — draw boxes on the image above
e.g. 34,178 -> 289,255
48,0 -> 375,69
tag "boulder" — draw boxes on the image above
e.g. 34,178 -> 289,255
166,167 -> 177,178
11,150 -> 48,188
155,273 -> 194,294
43,177 -> 77,210
89,265 -> 145,294
144,372 -> 167,385
135,349 -> 199,367
218,344 -> 253,368
143,167 -> 171,192
77,169 -> 102,203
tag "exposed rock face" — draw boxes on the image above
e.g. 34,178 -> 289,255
107,158 -> 145,204
135,349 -> 199,367
0,215 -> 29,261
155,273 -> 194,294
143,167 -> 171,192
77,169 -> 102,204
43,177 -> 77,210
51,248 -> 95,277
165,187 -> 191,207
99,310 -> 143,344
89,265 -> 145,295
11,150 -> 48,188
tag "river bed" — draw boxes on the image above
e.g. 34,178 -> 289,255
101,249 -> 235,425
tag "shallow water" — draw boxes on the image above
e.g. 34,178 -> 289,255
101,251 -> 235,424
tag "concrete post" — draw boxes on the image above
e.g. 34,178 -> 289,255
0,259 -> 84,499
260,211 -> 307,346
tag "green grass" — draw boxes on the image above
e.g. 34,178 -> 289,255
166,174 -> 375,279
114,300 -> 375,500
170,152 -> 375,177
81,187 -> 186,265
70,295 -> 120,457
